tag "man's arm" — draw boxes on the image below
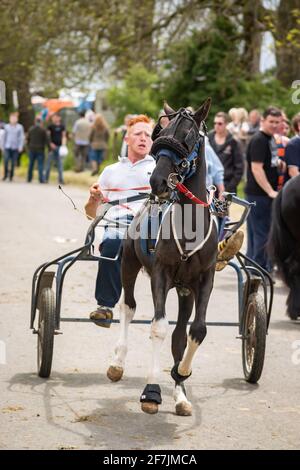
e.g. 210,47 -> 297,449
232,141 -> 244,187
288,166 -> 299,178
18,124 -> 25,152
285,140 -> 300,179
251,162 -> 277,198
62,130 -> 67,146
84,182 -> 105,219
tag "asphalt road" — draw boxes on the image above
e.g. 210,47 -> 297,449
0,180 -> 299,450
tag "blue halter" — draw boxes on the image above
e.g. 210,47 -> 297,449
153,141 -> 200,181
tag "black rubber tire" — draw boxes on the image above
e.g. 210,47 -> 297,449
37,288 -> 55,378
242,292 -> 267,384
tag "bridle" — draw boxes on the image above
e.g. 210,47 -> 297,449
151,109 -> 215,207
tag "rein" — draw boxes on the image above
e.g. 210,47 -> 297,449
175,181 -> 215,207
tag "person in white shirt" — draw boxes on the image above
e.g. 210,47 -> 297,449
85,115 -> 154,326
3,112 -> 25,181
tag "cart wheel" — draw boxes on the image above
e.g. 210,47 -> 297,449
37,288 -> 55,378
242,292 -> 267,384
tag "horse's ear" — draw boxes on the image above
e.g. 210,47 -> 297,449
194,98 -> 212,127
163,101 -> 176,116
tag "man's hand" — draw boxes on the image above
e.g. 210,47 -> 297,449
268,190 -> 278,199
50,143 -> 57,150
89,183 -> 105,203
85,183 -> 106,219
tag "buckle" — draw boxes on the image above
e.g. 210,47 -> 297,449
167,173 -> 180,190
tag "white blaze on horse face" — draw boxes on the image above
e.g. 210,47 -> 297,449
111,301 -> 135,368
147,318 -> 169,383
178,335 -> 199,377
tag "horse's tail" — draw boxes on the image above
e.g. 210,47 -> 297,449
268,190 -> 293,285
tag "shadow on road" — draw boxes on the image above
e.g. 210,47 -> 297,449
7,371 -> 203,449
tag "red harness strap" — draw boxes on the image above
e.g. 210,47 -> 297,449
175,182 -> 215,207
101,186 -> 151,212
101,186 -> 151,192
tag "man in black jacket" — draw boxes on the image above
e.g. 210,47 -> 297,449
208,112 -> 244,194
27,117 -> 48,183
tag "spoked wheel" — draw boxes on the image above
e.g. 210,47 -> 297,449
37,288 -> 55,378
242,292 -> 267,384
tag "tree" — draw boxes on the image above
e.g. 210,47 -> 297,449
275,0 -> 300,86
107,64 -> 161,123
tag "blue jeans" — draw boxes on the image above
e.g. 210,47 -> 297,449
95,217 -> 133,308
90,149 -> 104,164
3,148 -> 19,180
246,193 -> 273,271
28,151 -> 45,183
45,148 -> 64,184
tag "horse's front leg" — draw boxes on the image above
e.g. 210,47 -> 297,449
172,290 -> 194,416
107,241 -> 141,382
140,268 -> 170,414
171,268 -> 215,416
106,297 -> 136,382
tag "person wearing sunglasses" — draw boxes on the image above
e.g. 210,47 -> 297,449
208,112 -> 244,194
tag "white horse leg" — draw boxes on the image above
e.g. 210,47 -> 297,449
141,317 -> 168,414
178,335 -> 199,377
174,383 -> 192,416
107,300 -> 135,382
147,317 -> 168,382
172,336 -> 199,416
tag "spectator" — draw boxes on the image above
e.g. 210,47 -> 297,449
208,111 -> 244,194
2,112 -> 24,181
27,117 -> 49,183
0,121 -> 5,163
44,113 -> 67,185
227,108 -> 249,152
245,106 -> 284,271
72,111 -> 92,172
285,112 -> 300,179
205,137 -> 224,196
90,114 -> 110,176
113,114 -> 134,159
247,109 -> 261,138
274,111 -> 289,190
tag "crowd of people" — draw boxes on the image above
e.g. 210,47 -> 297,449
208,106 -> 300,273
0,109 -> 110,184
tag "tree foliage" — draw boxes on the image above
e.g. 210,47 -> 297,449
107,64 -> 161,124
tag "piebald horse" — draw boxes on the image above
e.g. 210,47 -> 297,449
107,99 -> 218,415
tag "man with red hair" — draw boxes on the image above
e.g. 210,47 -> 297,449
85,115 -> 155,326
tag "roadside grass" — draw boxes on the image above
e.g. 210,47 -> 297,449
12,150 -> 246,197
14,150 -> 117,188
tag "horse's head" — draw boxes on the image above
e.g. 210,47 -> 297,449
150,98 -> 211,199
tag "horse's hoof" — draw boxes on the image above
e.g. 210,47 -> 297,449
107,365 -> 123,382
141,402 -> 159,414
175,401 -> 192,416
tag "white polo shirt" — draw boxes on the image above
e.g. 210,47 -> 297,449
97,155 -> 155,220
